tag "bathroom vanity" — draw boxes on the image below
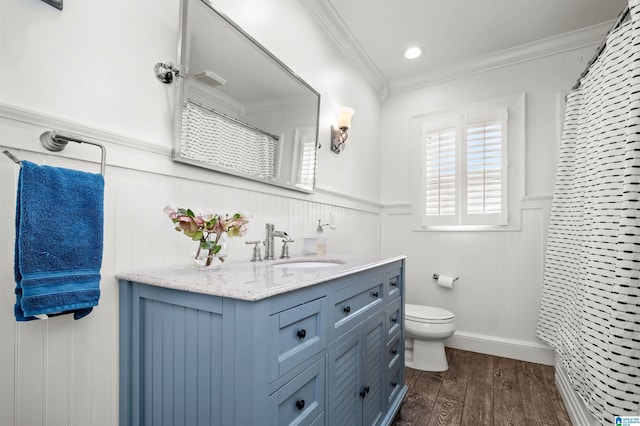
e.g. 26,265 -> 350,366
118,255 -> 406,426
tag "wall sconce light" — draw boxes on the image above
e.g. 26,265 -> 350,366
331,107 -> 355,154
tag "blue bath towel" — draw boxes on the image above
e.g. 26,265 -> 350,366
14,161 -> 104,321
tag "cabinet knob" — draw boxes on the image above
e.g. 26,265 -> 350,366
343,306 -> 351,314
295,399 -> 305,410
390,279 -> 397,287
391,381 -> 397,387
390,316 -> 397,323
372,291 -> 379,298
391,349 -> 397,355
297,329 -> 306,340
360,386 -> 370,398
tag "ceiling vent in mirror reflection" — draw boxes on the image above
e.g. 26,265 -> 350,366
194,70 -> 226,87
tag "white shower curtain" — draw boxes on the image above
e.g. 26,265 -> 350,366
537,0 -> 640,423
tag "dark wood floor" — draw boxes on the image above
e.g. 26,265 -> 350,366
392,348 -> 571,426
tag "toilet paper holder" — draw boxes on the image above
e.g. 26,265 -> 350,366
432,273 -> 459,281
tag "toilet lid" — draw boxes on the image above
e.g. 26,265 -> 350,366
405,304 -> 454,324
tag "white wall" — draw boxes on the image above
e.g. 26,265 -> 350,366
380,45 -> 599,363
0,0 -> 381,425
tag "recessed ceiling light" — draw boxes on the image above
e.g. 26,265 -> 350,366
403,46 -> 423,60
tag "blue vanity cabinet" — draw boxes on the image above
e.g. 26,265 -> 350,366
119,259 -> 406,426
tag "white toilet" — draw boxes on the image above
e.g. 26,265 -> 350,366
404,304 -> 456,372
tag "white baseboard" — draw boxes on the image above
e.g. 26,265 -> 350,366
555,361 -> 599,426
444,331 -> 555,365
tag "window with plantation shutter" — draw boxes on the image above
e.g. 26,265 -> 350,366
295,126 -> 317,189
420,108 -> 508,227
298,138 -> 316,187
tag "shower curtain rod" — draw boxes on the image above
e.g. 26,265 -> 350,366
572,6 -> 630,90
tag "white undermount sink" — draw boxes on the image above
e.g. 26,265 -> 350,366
272,260 -> 344,268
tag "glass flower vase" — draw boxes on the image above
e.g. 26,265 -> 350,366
192,236 -> 228,270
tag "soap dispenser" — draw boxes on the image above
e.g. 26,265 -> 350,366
303,223 -> 318,256
316,219 -> 329,255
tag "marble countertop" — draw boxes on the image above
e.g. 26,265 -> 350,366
116,254 -> 405,302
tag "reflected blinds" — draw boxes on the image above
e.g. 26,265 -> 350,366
180,102 -> 277,179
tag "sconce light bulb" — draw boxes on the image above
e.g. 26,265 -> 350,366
331,107 -> 354,154
337,107 -> 354,129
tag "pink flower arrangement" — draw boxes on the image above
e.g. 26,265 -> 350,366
164,206 -> 250,267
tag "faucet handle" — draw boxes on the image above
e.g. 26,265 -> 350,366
245,240 -> 263,262
317,219 -> 329,233
280,239 -> 294,259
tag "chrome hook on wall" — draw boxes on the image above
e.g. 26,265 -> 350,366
154,62 -> 181,84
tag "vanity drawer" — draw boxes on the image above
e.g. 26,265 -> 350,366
386,269 -> 402,301
268,359 -> 325,426
386,332 -> 402,371
386,296 -> 402,340
332,278 -> 383,338
387,363 -> 403,407
269,297 -> 327,381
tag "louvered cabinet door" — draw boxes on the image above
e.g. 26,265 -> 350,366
327,332 -> 362,426
327,311 -> 386,426
361,313 -> 386,426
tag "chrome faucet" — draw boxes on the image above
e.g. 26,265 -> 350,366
264,223 -> 290,260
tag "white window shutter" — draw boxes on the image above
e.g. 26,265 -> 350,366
298,136 -> 316,187
462,109 -> 508,225
294,126 -> 317,189
422,126 -> 458,225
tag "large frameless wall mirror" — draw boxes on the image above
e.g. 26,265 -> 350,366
173,0 -> 321,193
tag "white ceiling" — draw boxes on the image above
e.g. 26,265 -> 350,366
306,0 -> 628,95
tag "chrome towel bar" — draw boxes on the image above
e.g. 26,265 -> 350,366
3,130 -> 106,176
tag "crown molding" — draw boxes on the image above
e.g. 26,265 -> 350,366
390,20 -> 613,94
301,0 -> 389,101
301,0 -> 614,99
